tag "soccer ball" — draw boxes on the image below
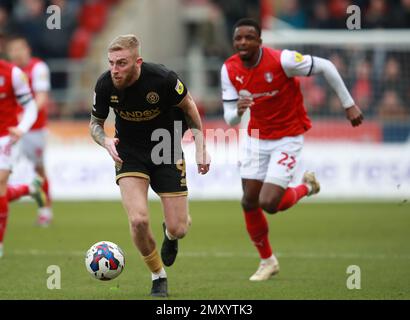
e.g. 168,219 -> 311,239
85,241 -> 125,281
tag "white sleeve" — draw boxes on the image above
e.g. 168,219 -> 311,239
12,66 -> 34,107
31,61 -> 51,92
221,64 -> 241,126
310,56 -> 355,109
280,49 -> 314,78
221,64 -> 239,101
223,101 -> 242,126
12,66 -> 38,133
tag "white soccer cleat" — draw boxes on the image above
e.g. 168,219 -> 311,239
0,243 -> 3,259
249,259 -> 280,281
302,171 -> 320,196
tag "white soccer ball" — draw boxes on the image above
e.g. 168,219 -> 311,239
85,241 -> 125,281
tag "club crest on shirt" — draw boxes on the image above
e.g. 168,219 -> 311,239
264,72 -> 273,83
146,91 -> 160,104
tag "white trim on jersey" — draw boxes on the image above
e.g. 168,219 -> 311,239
31,61 -> 51,92
280,49 -> 313,78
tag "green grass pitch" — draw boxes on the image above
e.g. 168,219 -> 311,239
0,200 -> 409,300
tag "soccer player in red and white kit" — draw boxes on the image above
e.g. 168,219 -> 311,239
221,19 -> 364,281
6,36 -> 53,226
0,59 -> 46,258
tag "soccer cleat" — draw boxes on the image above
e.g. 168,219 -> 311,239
36,214 -> 52,227
161,222 -> 178,267
36,207 -> 53,227
249,259 -> 280,281
0,243 -> 3,259
150,277 -> 168,297
303,171 -> 321,196
29,177 -> 47,208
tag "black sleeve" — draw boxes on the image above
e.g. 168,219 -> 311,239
165,71 -> 188,106
91,76 -> 110,119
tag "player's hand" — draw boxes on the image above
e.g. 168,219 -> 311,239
8,127 -> 24,144
196,147 -> 211,175
237,96 -> 254,116
104,137 -> 123,164
345,105 -> 364,127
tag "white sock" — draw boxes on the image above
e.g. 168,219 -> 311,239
151,267 -> 167,281
165,229 -> 177,241
262,254 -> 278,265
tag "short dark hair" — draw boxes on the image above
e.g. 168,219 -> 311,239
233,18 -> 261,37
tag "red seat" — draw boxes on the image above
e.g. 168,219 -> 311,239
79,2 -> 108,33
69,28 -> 92,59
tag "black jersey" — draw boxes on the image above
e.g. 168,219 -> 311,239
92,62 -> 188,148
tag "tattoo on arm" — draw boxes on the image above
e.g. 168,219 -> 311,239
89,115 -> 106,147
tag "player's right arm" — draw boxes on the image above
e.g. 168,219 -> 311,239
220,64 -> 252,126
8,66 -> 38,143
89,79 -> 123,163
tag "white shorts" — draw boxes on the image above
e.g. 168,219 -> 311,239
0,135 -> 21,171
239,134 -> 304,188
20,129 -> 47,166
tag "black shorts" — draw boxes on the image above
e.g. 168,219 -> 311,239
115,140 -> 188,197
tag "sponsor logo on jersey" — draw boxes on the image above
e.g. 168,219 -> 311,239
264,72 -> 273,83
235,75 -> 244,84
175,79 -> 184,95
295,52 -> 304,63
117,107 -> 161,122
110,95 -> 119,103
146,91 -> 160,104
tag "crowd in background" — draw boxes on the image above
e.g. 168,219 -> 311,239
1,0 -> 409,123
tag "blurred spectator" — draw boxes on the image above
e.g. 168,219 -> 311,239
326,0 -> 352,28
40,0 -> 78,58
211,0 -> 260,41
363,0 -> 392,29
299,76 -> 327,114
376,57 -> 406,103
277,0 -> 307,28
14,0 -> 47,57
351,60 -> 373,115
377,90 -> 409,120
392,0 -> 410,28
308,0 -> 333,29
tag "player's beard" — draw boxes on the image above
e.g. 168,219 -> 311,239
112,70 -> 137,90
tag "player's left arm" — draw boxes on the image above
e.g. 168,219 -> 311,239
177,92 -> 211,175
9,66 -> 38,143
281,50 -> 363,127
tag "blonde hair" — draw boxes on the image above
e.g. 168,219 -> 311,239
108,34 -> 140,56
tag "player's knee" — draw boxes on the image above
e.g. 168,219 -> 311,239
168,224 -> 188,239
129,215 -> 149,232
241,196 -> 259,212
259,198 -> 279,214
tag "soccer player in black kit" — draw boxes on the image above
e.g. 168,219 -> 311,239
89,34 -> 210,297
